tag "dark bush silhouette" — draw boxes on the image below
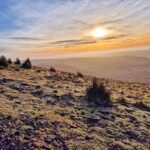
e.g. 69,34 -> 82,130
7,58 -> 12,64
86,78 -> 112,107
77,71 -> 84,77
0,55 -> 8,68
22,58 -> 32,69
49,67 -> 56,72
14,58 -> 21,65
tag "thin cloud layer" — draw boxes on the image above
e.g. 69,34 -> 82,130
0,0 -> 150,58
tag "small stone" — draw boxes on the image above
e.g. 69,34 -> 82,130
53,90 -> 58,93
15,130 -> 21,136
87,115 -> 100,124
70,115 -> 76,120
60,112 -> 68,116
15,100 -> 21,104
67,101 -> 76,106
110,115 -> 116,120
85,135 -> 93,140
35,85 -> 41,89
9,143 -> 16,150
46,97 -> 56,104
20,112 -> 27,116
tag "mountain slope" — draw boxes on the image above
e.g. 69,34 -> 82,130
0,65 -> 150,150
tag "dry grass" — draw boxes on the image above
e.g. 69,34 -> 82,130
134,101 -> 150,111
0,64 -> 149,150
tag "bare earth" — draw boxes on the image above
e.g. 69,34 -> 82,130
0,64 -> 150,150
33,50 -> 150,84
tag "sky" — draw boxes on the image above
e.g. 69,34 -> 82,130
0,0 -> 150,59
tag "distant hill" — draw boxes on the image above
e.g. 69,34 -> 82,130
33,50 -> 150,84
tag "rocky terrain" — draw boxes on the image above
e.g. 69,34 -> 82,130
0,64 -> 150,150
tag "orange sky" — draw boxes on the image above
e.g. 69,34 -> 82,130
1,0 -> 150,59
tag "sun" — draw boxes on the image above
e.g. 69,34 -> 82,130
91,27 -> 108,38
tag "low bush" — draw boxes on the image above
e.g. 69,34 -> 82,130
22,58 -> 32,69
0,55 -> 8,68
7,58 -> 12,64
86,78 -> 112,107
14,58 -> 21,65
49,67 -> 56,72
77,71 -> 84,77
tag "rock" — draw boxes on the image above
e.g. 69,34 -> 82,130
89,126 -> 105,134
25,118 -> 35,127
98,109 -> 110,115
15,100 -> 21,104
9,83 -> 24,91
0,77 -> 4,83
125,130 -> 140,140
110,115 -> 116,120
9,143 -> 16,150
53,94 -> 60,99
61,94 -> 74,101
53,90 -> 58,93
0,89 -> 5,93
87,115 -> 100,124
46,97 -> 56,104
20,112 -> 27,116
60,112 -> 68,116
14,130 -> 21,136
81,111 -> 86,115
42,145 -> 51,150
67,101 -> 76,106
44,135 -> 57,144
35,85 -> 41,89
31,90 -> 43,96
70,115 -> 76,120
85,135 -> 93,140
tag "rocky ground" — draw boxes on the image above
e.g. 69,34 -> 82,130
0,64 -> 150,150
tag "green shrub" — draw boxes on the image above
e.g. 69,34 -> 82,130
22,58 -> 32,69
86,78 -> 112,107
0,55 -> 8,68
14,58 -> 21,65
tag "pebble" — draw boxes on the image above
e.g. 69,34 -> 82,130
87,115 -> 100,124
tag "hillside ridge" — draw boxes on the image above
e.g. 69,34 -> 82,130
0,64 -> 150,150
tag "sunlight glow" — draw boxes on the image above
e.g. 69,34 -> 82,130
91,27 -> 108,38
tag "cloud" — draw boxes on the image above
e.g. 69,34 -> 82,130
50,39 -> 97,47
8,37 -> 42,41
102,34 -> 126,40
0,0 -> 150,57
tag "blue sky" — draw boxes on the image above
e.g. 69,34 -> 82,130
0,0 -> 150,59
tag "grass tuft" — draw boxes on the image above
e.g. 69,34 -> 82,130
86,78 -> 112,107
